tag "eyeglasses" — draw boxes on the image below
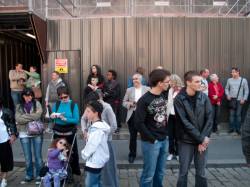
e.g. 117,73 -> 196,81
132,77 -> 139,80
60,95 -> 68,100
58,141 -> 67,146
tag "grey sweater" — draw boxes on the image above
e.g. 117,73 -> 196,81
225,77 -> 249,101
81,100 -> 117,141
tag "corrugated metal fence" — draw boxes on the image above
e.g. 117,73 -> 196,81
46,17 -> 250,121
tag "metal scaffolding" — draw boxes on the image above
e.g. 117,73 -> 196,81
0,0 -> 250,19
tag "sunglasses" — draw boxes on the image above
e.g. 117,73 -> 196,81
60,95 -> 68,99
58,141 -> 67,146
24,94 -> 32,97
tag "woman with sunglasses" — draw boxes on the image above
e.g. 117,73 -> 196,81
15,88 -> 43,185
0,97 -> 18,187
50,86 -> 81,182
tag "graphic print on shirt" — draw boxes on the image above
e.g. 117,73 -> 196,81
147,97 -> 168,128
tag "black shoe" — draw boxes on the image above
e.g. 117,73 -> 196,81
228,129 -> 234,133
128,156 -> 135,163
236,130 -> 241,135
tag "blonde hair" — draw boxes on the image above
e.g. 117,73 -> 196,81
210,74 -> 218,81
170,74 -> 184,88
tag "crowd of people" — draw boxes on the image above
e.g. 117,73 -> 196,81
0,63 -> 249,187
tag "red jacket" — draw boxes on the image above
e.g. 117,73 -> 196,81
208,82 -> 224,105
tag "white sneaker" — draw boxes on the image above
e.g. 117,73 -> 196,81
167,154 -> 173,161
1,179 -> 7,187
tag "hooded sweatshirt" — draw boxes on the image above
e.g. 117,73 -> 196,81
81,121 -> 110,169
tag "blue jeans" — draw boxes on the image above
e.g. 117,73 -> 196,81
85,171 -> 102,187
140,139 -> 168,187
229,101 -> 243,131
20,135 -> 43,179
11,91 -> 22,107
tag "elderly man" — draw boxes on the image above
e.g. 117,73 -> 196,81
123,73 -> 150,163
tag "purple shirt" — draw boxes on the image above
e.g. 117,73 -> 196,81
24,101 -> 33,114
47,148 -> 65,170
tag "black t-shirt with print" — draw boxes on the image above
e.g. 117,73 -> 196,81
135,91 -> 168,143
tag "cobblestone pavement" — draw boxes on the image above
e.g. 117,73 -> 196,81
4,166 -> 250,187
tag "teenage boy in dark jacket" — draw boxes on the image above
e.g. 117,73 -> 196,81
174,71 -> 213,187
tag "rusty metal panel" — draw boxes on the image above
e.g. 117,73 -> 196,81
30,14 -> 47,64
161,17 -> 173,72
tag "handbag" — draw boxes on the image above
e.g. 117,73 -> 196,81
229,78 -> 243,109
32,87 -> 42,99
27,121 -> 45,135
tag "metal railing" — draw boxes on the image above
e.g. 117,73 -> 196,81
0,0 -> 250,19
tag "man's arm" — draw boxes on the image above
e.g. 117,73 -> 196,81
201,97 -> 213,138
243,79 -> 249,101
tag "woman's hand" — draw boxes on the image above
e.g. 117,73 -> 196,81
9,135 -> 16,144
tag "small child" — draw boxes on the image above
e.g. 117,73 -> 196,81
43,138 -> 69,187
81,100 -> 110,187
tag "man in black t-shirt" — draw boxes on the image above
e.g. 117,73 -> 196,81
135,69 -> 171,187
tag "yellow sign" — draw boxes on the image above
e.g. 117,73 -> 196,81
55,59 -> 68,73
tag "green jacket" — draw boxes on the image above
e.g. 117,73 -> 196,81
15,101 -> 43,132
24,71 -> 41,88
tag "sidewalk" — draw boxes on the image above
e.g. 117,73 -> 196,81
5,166 -> 250,187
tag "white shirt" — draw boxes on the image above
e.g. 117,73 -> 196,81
201,78 -> 208,95
0,111 -> 9,143
135,87 -> 142,102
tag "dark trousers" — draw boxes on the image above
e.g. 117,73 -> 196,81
110,102 -> 122,128
177,142 -> 208,187
0,140 -> 13,172
212,105 -> 220,132
128,112 -> 137,158
53,132 -> 81,175
168,115 -> 178,155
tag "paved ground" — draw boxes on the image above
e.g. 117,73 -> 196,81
4,166 -> 250,187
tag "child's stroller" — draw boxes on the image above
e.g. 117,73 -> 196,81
39,132 -> 77,187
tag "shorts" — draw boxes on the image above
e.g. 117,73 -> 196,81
0,141 -> 14,172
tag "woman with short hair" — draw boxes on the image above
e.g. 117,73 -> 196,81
208,74 -> 224,133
